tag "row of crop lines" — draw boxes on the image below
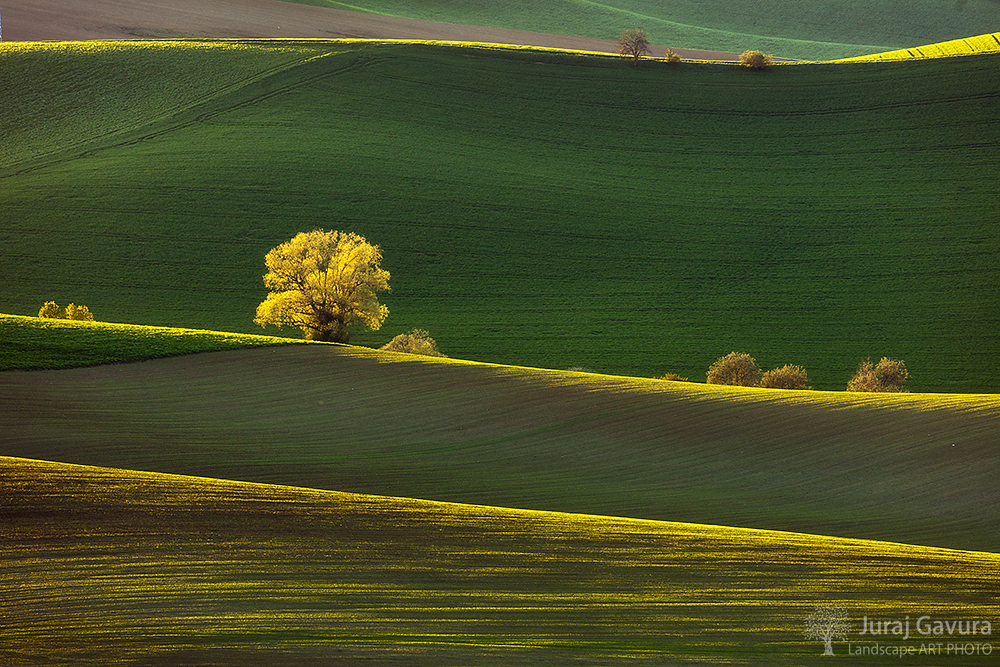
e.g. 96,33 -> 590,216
0,40 -> 332,170
2,42 -> 997,387
3,456 -> 999,661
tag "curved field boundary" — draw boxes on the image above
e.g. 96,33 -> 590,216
4,344 -> 999,551
383,34 -> 1000,64
0,39 -> 339,171
831,31 -> 1000,62
0,314 -> 304,370
3,455 -> 998,664
3,41 -> 999,391
7,0 -> 1000,61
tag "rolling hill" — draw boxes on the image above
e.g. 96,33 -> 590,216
283,0 -> 1000,59
3,330 -> 999,552
1,40 -> 998,391
10,0 -> 1000,60
3,455 -> 998,665
3,15 -> 999,666
2,0 -> 664,58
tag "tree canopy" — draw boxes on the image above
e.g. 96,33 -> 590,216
38,301 -> 95,321
254,230 -> 390,343
380,329 -> 447,357
846,357 -> 910,392
617,28 -> 651,65
706,351 -> 761,386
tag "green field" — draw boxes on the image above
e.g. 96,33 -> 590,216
2,40 -> 998,391
0,314 -> 301,370
4,26 -> 999,667
4,336 -> 999,552
3,456 -> 998,665
287,0 -> 1000,59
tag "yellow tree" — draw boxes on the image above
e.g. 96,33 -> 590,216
38,301 -> 64,319
64,303 -> 94,321
254,230 -> 390,343
37,301 -> 95,320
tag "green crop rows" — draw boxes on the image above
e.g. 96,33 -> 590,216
2,41 -> 997,390
5,342 -> 1000,551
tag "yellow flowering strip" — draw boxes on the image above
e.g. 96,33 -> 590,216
832,32 -> 1000,62
0,38 -> 325,57
3,456 -> 998,663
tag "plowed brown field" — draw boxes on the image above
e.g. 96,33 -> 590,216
3,0 -> 741,59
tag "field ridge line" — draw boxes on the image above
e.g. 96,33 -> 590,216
0,43 -> 348,179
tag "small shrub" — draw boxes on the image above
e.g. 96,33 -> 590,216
38,301 -> 63,319
565,366 -> 595,373
38,301 -> 95,321
759,364 -> 810,390
847,357 -> 910,392
655,372 -> 689,381
664,48 -> 682,64
706,352 -> 761,386
64,303 -> 95,321
739,50 -> 774,70
379,329 -> 446,357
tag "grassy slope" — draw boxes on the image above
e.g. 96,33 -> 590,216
1,42 -> 998,392
289,0 -> 1000,59
3,342 -> 999,552
3,456 -> 998,665
0,40 -> 334,168
0,314 -> 302,370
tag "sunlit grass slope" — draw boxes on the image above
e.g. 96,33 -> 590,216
290,0 -> 1000,59
834,32 -> 1000,62
0,314 -> 302,370
2,41 -> 999,391
4,344 -> 999,552
3,456 -> 998,665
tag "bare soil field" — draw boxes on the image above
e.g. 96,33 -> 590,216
3,0 -> 741,59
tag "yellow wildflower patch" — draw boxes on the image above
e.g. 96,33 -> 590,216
3,456 -> 998,663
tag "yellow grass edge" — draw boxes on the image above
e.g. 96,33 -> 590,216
826,31 -> 1000,62
347,344 -> 1000,414
6,312 -> 999,412
3,34 -> 999,65
7,454 -> 997,562
0,312 -> 305,346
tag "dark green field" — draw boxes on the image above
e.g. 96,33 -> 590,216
286,0 -> 1000,59
4,456 -> 998,665
2,41 -> 998,391
4,336 -> 999,552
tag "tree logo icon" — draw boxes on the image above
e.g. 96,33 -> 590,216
804,604 -> 851,656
